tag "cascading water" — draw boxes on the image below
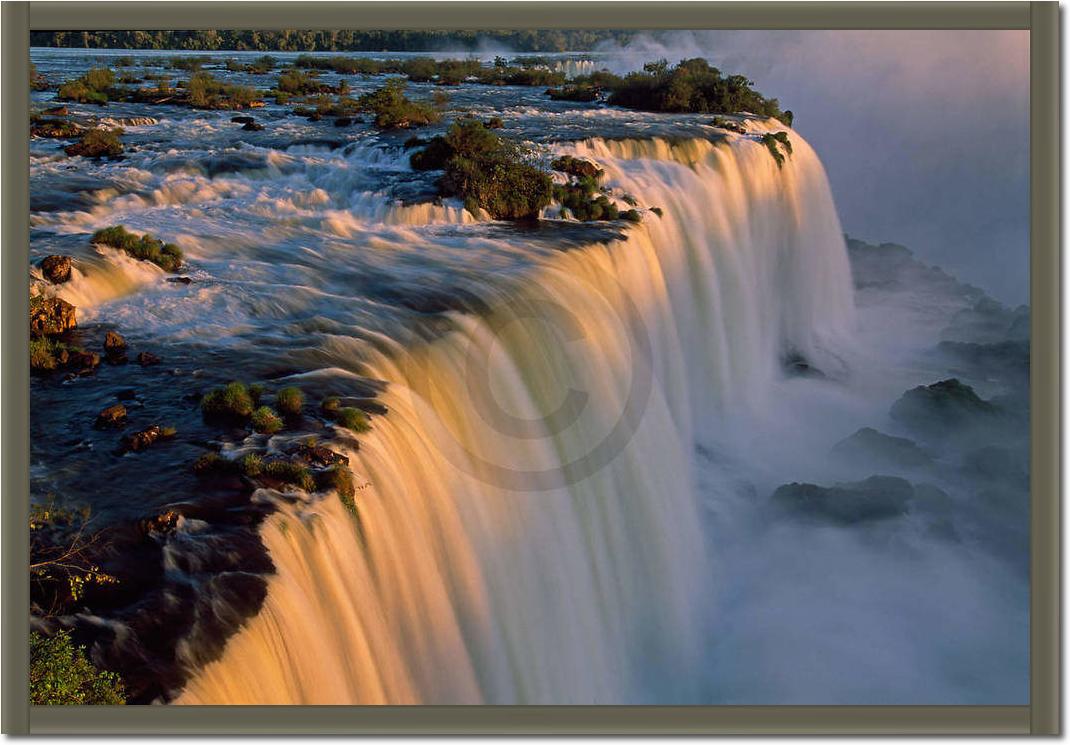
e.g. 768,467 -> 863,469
176,126 -> 857,704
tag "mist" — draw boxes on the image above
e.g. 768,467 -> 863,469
596,31 -> 1030,305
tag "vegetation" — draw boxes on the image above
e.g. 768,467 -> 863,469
357,79 -> 440,130
200,381 -> 256,420
549,156 -> 630,222
91,225 -> 183,271
275,387 -> 304,417
321,396 -> 341,416
226,55 -> 276,74
64,127 -> 124,159
261,460 -> 315,492
57,67 -> 115,104
186,71 -> 260,109
31,30 -> 634,53
317,465 -> 357,514
410,119 -> 552,220
760,131 -> 792,169
335,407 -> 372,434
30,61 -> 49,91
30,630 -> 125,705
276,69 -> 330,95
30,337 -> 67,371
30,499 -> 117,615
546,84 -> 600,102
250,406 -> 284,434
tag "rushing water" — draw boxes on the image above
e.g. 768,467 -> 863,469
31,49 -> 1029,705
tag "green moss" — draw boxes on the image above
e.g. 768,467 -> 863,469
275,386 -> 304,417
262,460 -> 315,492
200,381 -> 256,420
30,630 -> 125,705
90,225 -> 183,271
30,337 -> 63,371
250,406 -> 283,434
335,406 -> 371,434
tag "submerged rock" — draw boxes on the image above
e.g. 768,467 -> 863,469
137,351 -> 161,366
771,475 -> 914,524
122,425 -> 176,453
333,117 -> 353,127
831,427 -> 933,469
40,255 -> 72,284
30,296 -> 76,336
230,116 -> 255,125
241,121 -> 264,132
95,403 -> 127,429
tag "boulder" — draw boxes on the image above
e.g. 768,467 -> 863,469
43,106 -> 69,116
771,475 -> 915,524
95,403 -> 128,428
230,116 -> 255,124
890,378 -> 998,435
290,440 -> 350,468
241,121 -> 264,131
104,330 -> 127,363
333,117 -> 353,127
30,296 -> 76,336
137,351 -> 161,366
40,255 -> 72,284
831,427 -> 933,469
122,425 -> 176,453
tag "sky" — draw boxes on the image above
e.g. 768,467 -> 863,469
597,31 -> 1031,306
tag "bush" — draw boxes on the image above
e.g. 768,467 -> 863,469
410,119 -> 551,220
30,337 -> 64,371
186,71 -> 260,109
238,453 -> 263,477
261,461 -> 315,492
277,69 -> 326,95
335,406 -> 371,434
546,85 -> 599,102
275,386 -> 304,417
321,396 -> 341,416
64,128 -> 124,159
57,68 -> 114,104
200,381 -> 256,419
30,630 -> 125,705
357,79 -> 440,130
760,131 -> 792,169
250,406 -> 283,434
620,209 -> 642,223
91,225 -> 182,271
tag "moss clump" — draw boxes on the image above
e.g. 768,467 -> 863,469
317,465 -> 357,513
321,396 -> 341,416
200,381 -> 256,420
57,67 -> 115,104
237,453 -> 263,477
650,206 -> 663,218
335,406 -> 371,434
760,131 -> 792,169
358,79 -> 440,130
261,461 -> 315,492
64,128 -> 124,160
91,225 -> 182,271
275,386 -> 304,417
410,119 -> 552,220
30,630 -> 125,705
250,406 -> 283,434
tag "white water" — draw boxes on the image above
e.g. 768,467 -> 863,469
176,127 -> 857,704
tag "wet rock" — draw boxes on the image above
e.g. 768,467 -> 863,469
333,117 -> 352,127
140,509 -> 181,537
43,106 -> 69,117
771,475 -> 914,524
95,403 -> 128,429
116,388 -> 138,401
831,427 -> 933,469
99,116 -> 157,128
66,349 -> 100,372
31,119 -> 84,138
122,425 -> 176,453
290,440 -> 350,468
167,276 -> 193,285
890,378 -> 998,435
104,330 -> 127,363
782,350 -> 824,378
230,116 -> 255,124
241,121 -> 264,132
550,155 -> 603,180
137,351 -> 161,366
30,296 -> 76,336
40,255 -> 73,284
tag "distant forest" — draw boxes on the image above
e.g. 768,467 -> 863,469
30,30 -> 635,52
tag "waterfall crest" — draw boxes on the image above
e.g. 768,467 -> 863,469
176,126 -> 856,704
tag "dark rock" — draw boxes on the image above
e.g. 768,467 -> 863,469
241,121 -> 264,132
122,425 -> 176,453
140,509 -> 181,536
31,119 -> 84,139
167,276 -> 193,285
95,403 -> 127,428
137,351 -> 161,366
116,388 -> 138,400
333,117 -> 352,127
290,440 -> 350,468
43,106 -> 69,117
771,475 -> 915,524
30,296 -> 76,336
782,350 -> 824,378
890,378 -> 998,435
230,116 -> 255,125
66,349 -> 100,372
831,427 -> 933,469
40,255 -> 73,284
104,330 -> 126,352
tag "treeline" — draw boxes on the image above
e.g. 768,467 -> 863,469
30,29 -> 633,52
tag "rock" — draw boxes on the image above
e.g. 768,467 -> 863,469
771,475 -> 915,524
137,351 -> 161,366
241,121 -> 264,131
782,350 -> 824,378
166,276 -> 193,285
31,119 -> 84,139
550,155 -> 603,180
95,403 -> 128,428
66,349 -> 100,372
230,116 -> 255,125
40,255 -> 72,284
116,388 -> 138,400
290,440 -> 350,468
99,116 -> 157,128
333,117 -> 352,127
122,425 -> 176,453
104,330 -> 126,352
30,296 -> 76,336
831,427 -> 933,469
43,106 -> 69,116
890,378 -> 998,435
140,509 -> 181,536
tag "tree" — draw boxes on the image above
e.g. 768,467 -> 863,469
30,630 -> 125,705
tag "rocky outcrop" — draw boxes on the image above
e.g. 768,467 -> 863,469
122,425 -> 176,453
40,255 -> 72,284
831,427 -> 933,469
95,403 -> 128,429
771,475 -> 915,524
30,296 -> 76,336
890,378 -> 998,435
137,351 -> 161,366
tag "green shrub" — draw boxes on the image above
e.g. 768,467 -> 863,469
277,69 -> 325,95
90,225 -> 182,271
200,381 -> 256,419
250,406 -> 283,434
261,461 -> 315,491
546,85 -> 599,102
321,396 -> 341,416
186,71 -> 259,109
30,630 -> 125,705
64,128 -> 124,159
621,209 -> 642,223
357,79 -> 440,130
760,131 -> 792,169
57,68 -> 114,104
335,406 -> 371,434
237,453 -> 263,477
317,466 -> 356,514
275,386 -> 304,417
192,452 -> 232,476
30,337 -> 65,371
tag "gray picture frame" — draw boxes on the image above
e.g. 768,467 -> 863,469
2,1 -> 1059,734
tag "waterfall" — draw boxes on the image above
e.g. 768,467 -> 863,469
175,125 -> 856,704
